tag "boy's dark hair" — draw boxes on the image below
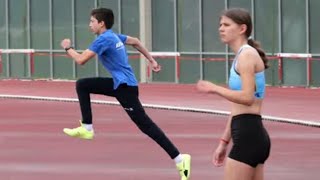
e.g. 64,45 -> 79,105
91,8 -> 114,29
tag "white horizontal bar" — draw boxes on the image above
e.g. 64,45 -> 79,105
277,53 -> 312,58
149,52 -> 180,56
0,49 -> 35,54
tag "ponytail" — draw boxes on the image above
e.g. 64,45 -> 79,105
248,39 -> 269,69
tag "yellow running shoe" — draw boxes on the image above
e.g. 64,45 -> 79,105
63,120 -> 94,140
176,154 -> 191,180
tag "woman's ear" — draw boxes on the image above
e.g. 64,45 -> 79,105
239,24 -> 247,35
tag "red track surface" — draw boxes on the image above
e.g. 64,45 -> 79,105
0,80 -> 319,179
0,79 -> 319,121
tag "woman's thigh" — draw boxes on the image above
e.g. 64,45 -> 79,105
224,158 -> 255,180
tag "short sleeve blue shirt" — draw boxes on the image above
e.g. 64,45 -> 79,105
89,29 -> 138,89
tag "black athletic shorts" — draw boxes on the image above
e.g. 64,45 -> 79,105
228,114 -> 271,167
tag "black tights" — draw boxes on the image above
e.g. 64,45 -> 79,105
76,77 -> 180,159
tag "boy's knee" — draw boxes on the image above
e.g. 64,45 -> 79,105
76,79 -> 87,90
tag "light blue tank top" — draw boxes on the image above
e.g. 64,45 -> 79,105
228,44 -> 265,99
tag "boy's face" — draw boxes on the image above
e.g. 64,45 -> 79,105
89,16 -> 105,34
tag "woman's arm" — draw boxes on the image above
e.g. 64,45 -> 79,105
220,115 -> 232,145
197,49 -> 257,106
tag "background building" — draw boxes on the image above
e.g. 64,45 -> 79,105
0,0 -> 319,87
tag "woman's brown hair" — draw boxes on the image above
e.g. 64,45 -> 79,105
221,8 -> 268,69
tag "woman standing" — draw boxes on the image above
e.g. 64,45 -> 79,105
197,8 -> 270,180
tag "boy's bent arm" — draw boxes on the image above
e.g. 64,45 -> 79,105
66,48 -> 96,65
125,36 -> 155,62
61,38 -> 96,65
